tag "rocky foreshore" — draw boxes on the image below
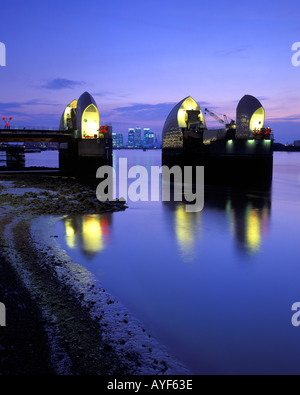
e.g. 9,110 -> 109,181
0,174 -> 190,375
0,174 -> 127,216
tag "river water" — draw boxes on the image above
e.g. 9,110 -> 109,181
29,150 -> 300,374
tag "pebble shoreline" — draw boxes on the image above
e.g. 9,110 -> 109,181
0,174 -> 190,375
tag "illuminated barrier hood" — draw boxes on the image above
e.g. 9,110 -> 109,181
162,96 -> 206,149
76,92 -> 100,139
59,92 -> 100,139
59,99 -> 78,131
236,95 -> 265,139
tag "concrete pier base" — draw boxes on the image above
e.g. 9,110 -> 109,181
59,138 -> 112,180
6,149 -> 25,170
162,139 -> 273,189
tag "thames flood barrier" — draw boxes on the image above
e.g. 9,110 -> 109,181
58,92 -> 112,181
161,95 -> 274,188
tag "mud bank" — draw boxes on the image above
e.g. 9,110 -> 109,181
0,175 -> 190,375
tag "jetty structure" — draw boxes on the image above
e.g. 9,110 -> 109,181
161,95 -> 273,184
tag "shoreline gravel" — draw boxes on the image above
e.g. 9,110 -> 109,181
0,174 -> 190,375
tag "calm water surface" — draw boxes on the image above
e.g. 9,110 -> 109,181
26,151 -> 59,168
48,150 -> 300,374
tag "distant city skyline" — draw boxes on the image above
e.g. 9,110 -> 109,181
1,1 -> 300,144
113,127 -> 160,148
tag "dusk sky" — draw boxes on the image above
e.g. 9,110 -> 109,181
1,0 -> 300,143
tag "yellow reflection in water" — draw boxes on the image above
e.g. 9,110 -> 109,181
82,215 -> 103,254
175,205 -> 201,262
246,207 -> 261,253
65,218 -> 76,249
64,214 -> 110,257
226,198 -> 270,255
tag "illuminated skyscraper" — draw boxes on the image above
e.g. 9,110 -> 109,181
135,127 -> 143,148
143,128 -> 154,147
128,128 -> 135,148
116,132 -> 123,148
112,133 -> 117,148
112,132 -> 123,148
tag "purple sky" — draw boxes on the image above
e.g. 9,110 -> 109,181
1,0 -> 300,143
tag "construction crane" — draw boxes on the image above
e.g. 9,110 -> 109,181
204,108 -> 236,130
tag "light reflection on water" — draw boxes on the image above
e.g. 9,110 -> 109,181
55,151 -> 300,374
173,204 -> 202,263
224,191 -> 271,255
64,214 -> 111,257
